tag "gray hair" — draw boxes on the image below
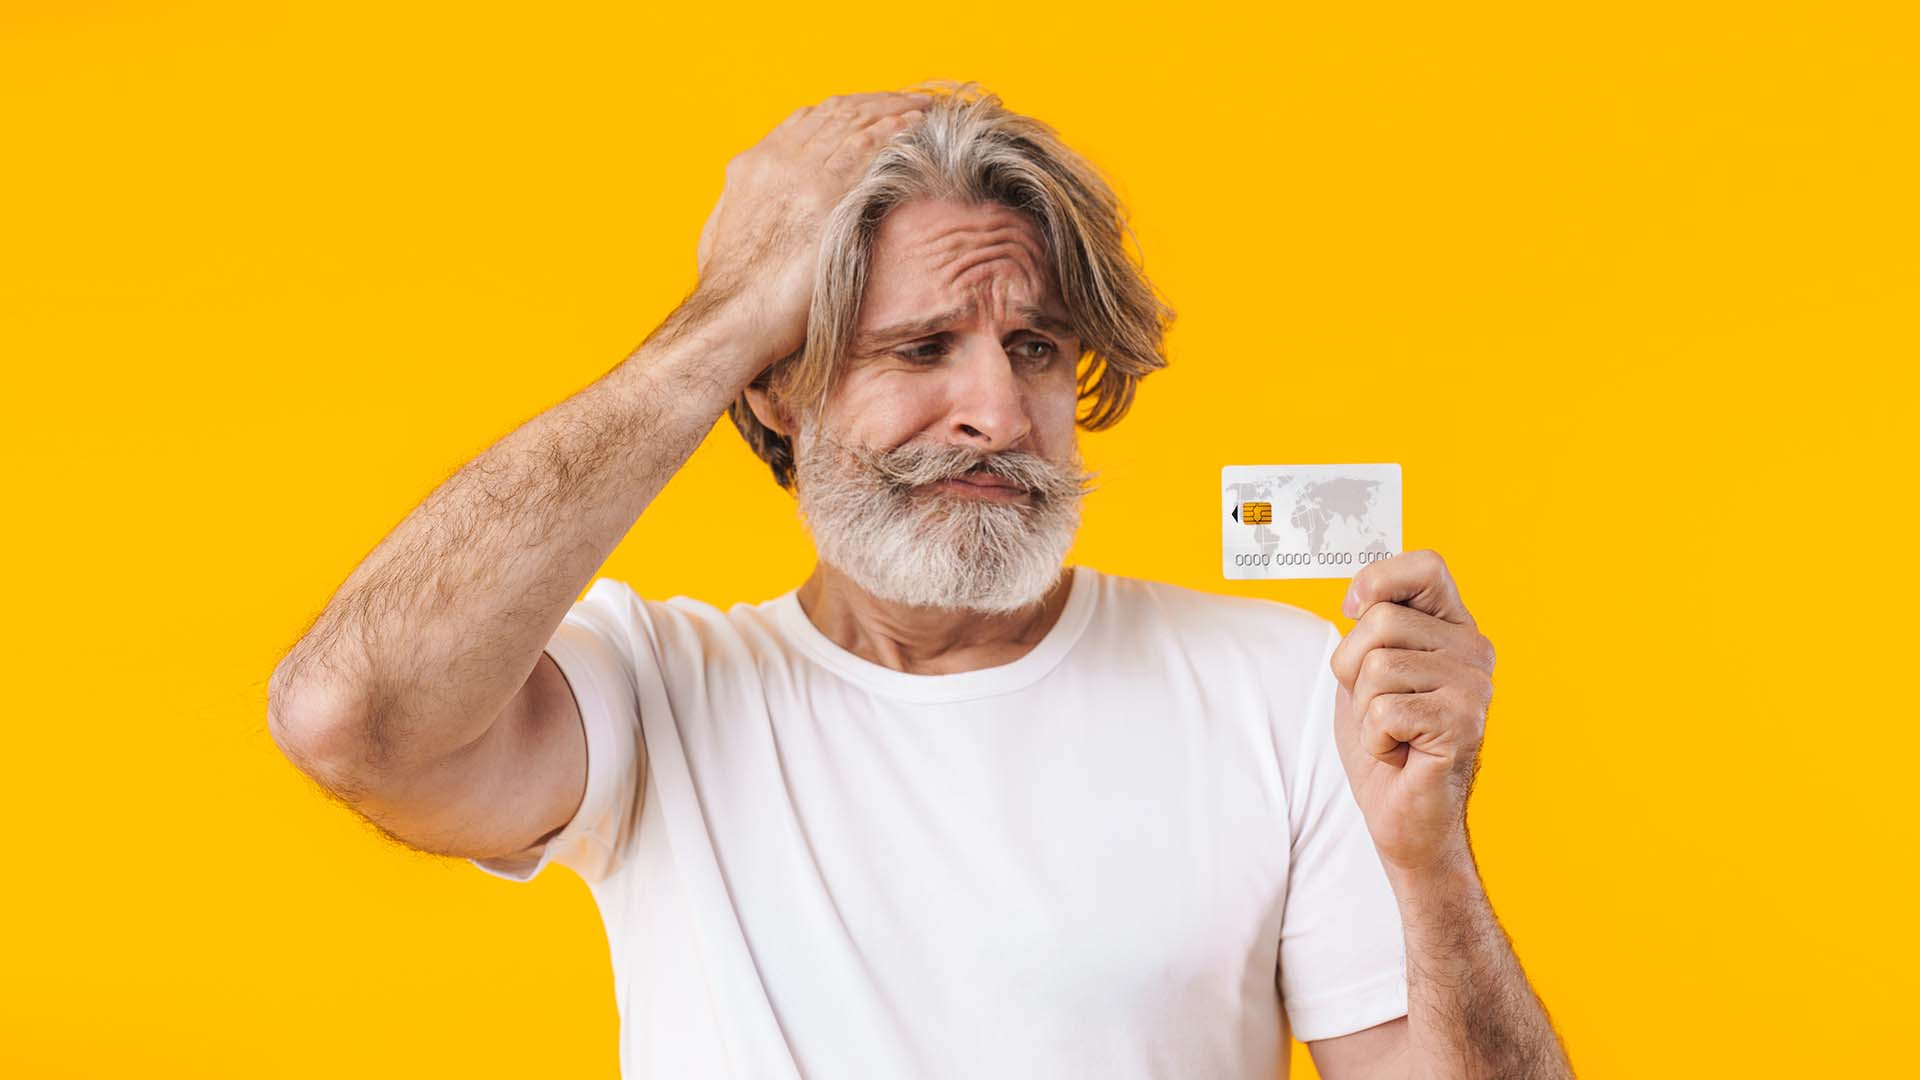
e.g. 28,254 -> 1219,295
727,80 -> 1177,491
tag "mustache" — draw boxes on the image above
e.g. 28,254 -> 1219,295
824,435 -> 1098,504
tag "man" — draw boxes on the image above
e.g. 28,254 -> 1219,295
268,83 -> 1573,1079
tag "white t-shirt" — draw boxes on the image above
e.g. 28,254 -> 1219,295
471,563 -> 1408,1078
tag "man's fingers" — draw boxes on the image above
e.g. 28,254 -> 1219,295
1347,648 -> 1488,745
821,108 -> 925,174
1329,601 -> 1491,691
798,92 -> 935,152
1346,549 -> 1475,627
1353,646 -> 1457,698
1359,687 -> 1474,764
1359,691 -> 1453,763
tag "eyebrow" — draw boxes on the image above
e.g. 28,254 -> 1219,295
853,304 -> 1079,353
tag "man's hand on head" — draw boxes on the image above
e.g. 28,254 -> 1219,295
695,91 -> 932,364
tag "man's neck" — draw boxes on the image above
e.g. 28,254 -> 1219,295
793,561 -> 1076,675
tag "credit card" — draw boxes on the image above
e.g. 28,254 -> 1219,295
1222,464 -> 1402,580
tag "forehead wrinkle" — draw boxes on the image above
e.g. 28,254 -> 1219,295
927,222 -> 1046,270
940,243 -> 1047,301
970,273 -> 1033,326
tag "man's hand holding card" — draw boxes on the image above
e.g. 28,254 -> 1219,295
1224,465 -> 1495,881
1330,549 -> 1496,881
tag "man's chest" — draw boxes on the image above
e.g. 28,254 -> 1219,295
697,688 -> 1293,1018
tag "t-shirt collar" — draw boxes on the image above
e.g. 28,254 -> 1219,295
769,564 -> 1097,703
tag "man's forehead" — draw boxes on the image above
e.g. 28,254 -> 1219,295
854,200 -> 1073,349
873,196 -> 1039,246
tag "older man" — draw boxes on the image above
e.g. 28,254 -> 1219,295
268,84 -> 1572,1079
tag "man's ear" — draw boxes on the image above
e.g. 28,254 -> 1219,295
743,382 -> 797,437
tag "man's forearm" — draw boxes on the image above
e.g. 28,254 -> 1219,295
269,284 -> 771,779
1389,847 -> 1575,1080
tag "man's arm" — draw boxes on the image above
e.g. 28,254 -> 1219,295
266,290 -> 768,798
1314,550 -> 1574,1078
1387,849 -> 1574,1080
267,92 -> 934,852
1307,849 -> 1572,1080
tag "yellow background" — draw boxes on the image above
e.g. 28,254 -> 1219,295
4,2 -> 1912,1076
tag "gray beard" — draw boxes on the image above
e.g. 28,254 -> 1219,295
792,424 -> 1095,614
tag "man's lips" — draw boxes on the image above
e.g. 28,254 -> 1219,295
949,471 -> 1020,490
929,471 -> 1030,499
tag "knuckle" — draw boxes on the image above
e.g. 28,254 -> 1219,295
1329,637 -> 1355,672
1365,693 -> 1399,728
1356,649 -> 1380,682
1361,600 -> 1400,633
1356,596 -> 1384,625
1358,647 -> 1391,682
1361,694 -> 1382,728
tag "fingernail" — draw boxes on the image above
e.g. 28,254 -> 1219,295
1342,583 -> 1360,618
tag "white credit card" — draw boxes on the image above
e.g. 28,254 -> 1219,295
1222,464 -> 1403,580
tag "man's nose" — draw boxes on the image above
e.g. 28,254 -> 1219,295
942,340 -> 1033,450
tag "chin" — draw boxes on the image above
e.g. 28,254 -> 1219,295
857,568 -> 1066,615
827,520 -> 1076,614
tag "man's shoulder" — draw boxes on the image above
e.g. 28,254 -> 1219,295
565,576 -> 784,642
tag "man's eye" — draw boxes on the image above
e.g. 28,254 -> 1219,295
1014,339 -> 1058,364
895,342 -> 947,363
893,339 -> 1057,365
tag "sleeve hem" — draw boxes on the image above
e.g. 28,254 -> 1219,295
468,617 -> 623,883
1286,963 -> 1410,1043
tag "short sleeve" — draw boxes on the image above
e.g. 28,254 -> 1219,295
469,578 -> 647,887
1277,622 -> 1410,1042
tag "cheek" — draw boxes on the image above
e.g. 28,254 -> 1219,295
824,376 -> 945,445
1035,365 -> 1082,438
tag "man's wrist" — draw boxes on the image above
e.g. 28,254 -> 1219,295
1383,837 -> 1482,917
621,283 -> 787,411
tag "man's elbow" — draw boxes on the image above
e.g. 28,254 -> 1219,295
267,660 -> 380,797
